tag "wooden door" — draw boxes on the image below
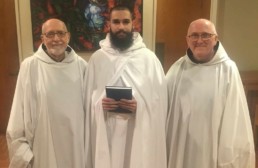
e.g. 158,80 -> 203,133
156,0 -> 211,72
0,0 -> 20,133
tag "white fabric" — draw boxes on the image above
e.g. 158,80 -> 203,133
6,45 -> 88,168
166,42 -> 255,168
85,32 -> 168,168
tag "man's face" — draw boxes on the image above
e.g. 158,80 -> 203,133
110,10 -> 133,50
186,20 -> 218,63
41,19 -> 70,60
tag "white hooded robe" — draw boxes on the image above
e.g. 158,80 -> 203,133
6,45 -> 87,168
85,32 -> 167,168
166,42 -> 255,168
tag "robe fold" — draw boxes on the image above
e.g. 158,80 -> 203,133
166,42 -> 255,168
85,32 -> 168,168
6,45 -> 87,168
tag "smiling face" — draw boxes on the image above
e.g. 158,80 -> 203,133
186,19 -> 218,63
41,19 -> 70,62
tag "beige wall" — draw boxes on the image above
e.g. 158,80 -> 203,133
216,0 -> 258,70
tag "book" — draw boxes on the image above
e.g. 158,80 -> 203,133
105,86 -> 132,113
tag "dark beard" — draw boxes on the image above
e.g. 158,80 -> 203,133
110,30 -> 133,50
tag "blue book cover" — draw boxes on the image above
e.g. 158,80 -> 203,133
105,86 -> 132,113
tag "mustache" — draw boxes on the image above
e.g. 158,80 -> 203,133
115,30 -> 128,35
51,42 -> 64,45
195,44 -> 207,47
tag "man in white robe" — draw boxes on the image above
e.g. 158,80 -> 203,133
85,5 -> 167,168
166,19 -> 255,168
6,19 -> 87,168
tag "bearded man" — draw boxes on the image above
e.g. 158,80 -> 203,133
84,5 -> 167,168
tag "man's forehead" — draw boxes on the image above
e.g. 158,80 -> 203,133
191,21 -> 211,29
111,18 -> 131,22
188,24 -> 211,34
43,21 -> 66,32
110,10 -> 131,19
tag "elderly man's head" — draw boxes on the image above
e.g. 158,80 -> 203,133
186,19 -> 218,63
41,19 -> 70,62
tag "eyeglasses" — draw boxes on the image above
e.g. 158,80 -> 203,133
42,31 -> 67,39
188,33 -> 216,41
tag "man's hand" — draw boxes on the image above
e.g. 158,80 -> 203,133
102,97 -> 119,111
119,98 -> 137,113
102,97 -> 137,113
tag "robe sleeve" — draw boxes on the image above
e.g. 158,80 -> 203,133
218,65 -> 255,168
6,61 -> 34,168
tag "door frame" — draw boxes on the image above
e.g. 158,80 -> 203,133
210,0 -> 219,25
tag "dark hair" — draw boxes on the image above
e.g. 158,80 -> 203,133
110,5 -> 134,20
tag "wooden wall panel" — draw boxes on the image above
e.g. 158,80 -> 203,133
156,0 -> 211,72
0,0 -> 19,133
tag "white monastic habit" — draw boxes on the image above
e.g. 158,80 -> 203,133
166,42 -> 255,168
6,45 -> 87,168
85,32 -> 167,168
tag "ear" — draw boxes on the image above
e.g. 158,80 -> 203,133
41,34 -> 45,43
67,32 -> 71,39
186,36 -> 190,45
107,20 -> 111,29
214,35 -> 218,42
67,32 -> 71,43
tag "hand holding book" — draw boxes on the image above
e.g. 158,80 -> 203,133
104,86 -> 136,113
118,98 -> 137,113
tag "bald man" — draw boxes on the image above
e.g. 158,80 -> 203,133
6,18 -> 88,168
166,19 -> 255,168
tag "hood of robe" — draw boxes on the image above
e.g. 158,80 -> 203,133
99,32 -> 146,55
185,42 -> 230,65
35,44 -> 76,64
